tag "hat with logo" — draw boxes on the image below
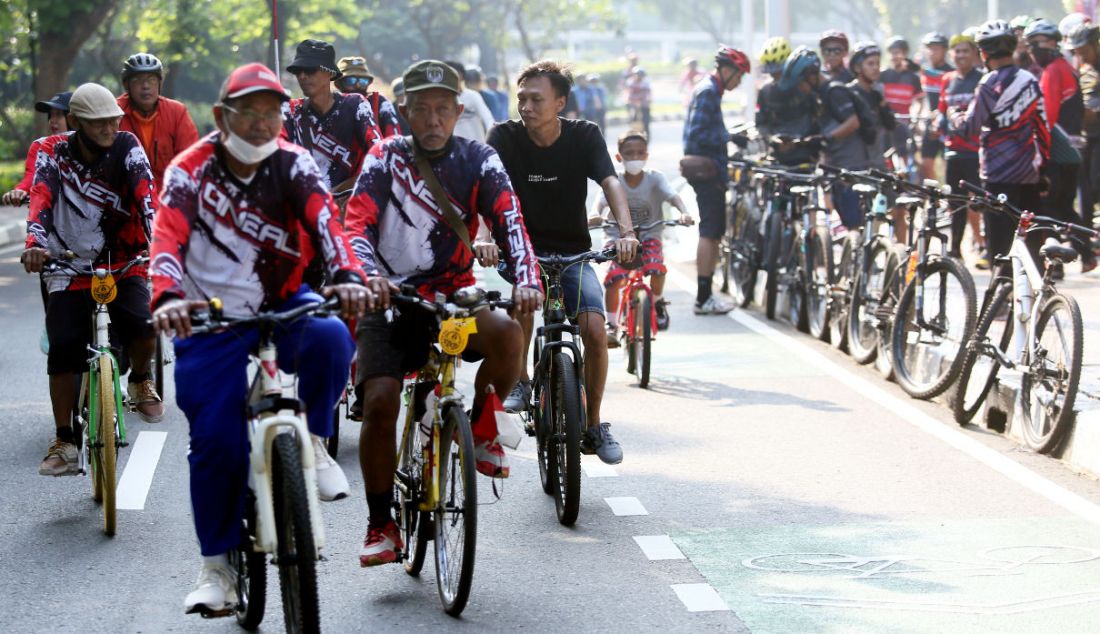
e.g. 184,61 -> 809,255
402,60 -> 461,94
35,91 -> 73,114
219,63 -> 290,102
287,39 -> 342,79
68,83 -> 125,119
337,56 -> 374,81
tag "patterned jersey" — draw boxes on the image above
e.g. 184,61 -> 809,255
920,62 -> 954,110
26,131 -> 155,292
1037,56 -> 1083,137
344,135 -> 540,299
938,68 -> 983,157
880,62 -> 923,115
14,137 -> 46,192
151,132 -> 364,315
367,92 -> 406,139
950,65 -> 1049,184
282,92 -> 382,191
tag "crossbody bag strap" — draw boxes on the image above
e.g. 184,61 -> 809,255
405,135 -> 474,253
298,98 -> 315,152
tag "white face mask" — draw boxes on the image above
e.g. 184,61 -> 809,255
222,129 -> 279,165
623,160 -> 645,175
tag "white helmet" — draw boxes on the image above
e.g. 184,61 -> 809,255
975,19 -> 1016,55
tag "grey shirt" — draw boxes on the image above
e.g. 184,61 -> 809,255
599,169 -> 677,241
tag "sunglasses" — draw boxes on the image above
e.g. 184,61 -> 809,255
342,77 -> 372,88
822,47 -> 846,55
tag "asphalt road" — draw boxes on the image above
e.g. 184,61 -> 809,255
3,120 -> 1100,633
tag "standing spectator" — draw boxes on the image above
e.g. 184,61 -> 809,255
918,32 -> 954,180
680,58 -> 706,105
938,32 -> 985,261
486,76 -> 510,121
1068,22 -> 1100,229
820,31 -> 854,83
625,67 -> 652,136
467,66 -> 502,123
587,73 -> 608,133
335,56 -> 406,138
573,73 -> 593,122
444,60 -> 495,142
880,36 -> 924,166
117,53 -> 199,190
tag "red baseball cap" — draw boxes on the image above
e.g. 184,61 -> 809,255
219,63 -> 290,102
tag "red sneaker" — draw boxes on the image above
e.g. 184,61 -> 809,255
359,520 -> 403,567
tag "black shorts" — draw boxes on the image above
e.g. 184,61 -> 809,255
692,180 -> 727,240
945,155 -> 980,193
921,134 -> 944,159
46,276 -> 153,375
355,307 -> 483,383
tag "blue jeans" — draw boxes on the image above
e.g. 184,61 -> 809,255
174,288 -> 354,555
555,260 -> 605,319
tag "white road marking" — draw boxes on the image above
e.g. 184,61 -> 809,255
583,461 -> 619,477
116,431 -> 168,510
665,268 -> 1100,527
634,535 -> 686,560
671,583 -> 731,612
605,496 -> 648,516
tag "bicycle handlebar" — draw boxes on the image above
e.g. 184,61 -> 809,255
189,296 -> 341,334
40,253 -> 149,278
601,219 -> 687,232
959,180 -> 1100,239
390,287 -> 515,318
536,247 -> 617,269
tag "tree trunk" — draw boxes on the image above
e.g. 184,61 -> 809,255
514,9 -> 538,63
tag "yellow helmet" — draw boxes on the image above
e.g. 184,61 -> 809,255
759,36 -> 793,73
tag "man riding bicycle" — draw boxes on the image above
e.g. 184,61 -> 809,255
3,91 -> 72,207
335,55 -> 406,138
148,63 -> 372,616
343,60 -> 542,566
21,82 -> 163,475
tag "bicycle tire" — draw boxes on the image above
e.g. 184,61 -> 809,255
397,403 -> 429,576
891,257 -> 976,399
327,405 -> 340,459
1020,293 -> 1083,454
634,291 -> 652,388
764,211 -> 783,320
548,352 -> 582,526
952,282 -> 1013,425
234,501 -> 267,630
272,433 -> 321,634
807,226 -> 834,341
97,355 -> 118,536
625,319 -> 637,376
786,234 -> 808,333
154,334 -> 165,400
875,246 -> 906,381
728,198 -> 757,308
434,405 -> 477,616
847,238 -> 890,364
829,234 -> 856,351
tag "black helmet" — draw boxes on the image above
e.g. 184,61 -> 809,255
885,36 -> 909,52
779,46 -> 821,91
921,31 -> 949,47
849,41 -> 882,73
122,53 -> 164,85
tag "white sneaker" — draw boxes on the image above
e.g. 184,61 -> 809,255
693,295 -> 735,315
312,434 -> 349,501
39,326 -> 49,356
184,562 -> 238,617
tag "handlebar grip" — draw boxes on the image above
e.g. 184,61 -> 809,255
958,180 -> 988,197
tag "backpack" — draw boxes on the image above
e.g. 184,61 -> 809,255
827,80 -> 878,146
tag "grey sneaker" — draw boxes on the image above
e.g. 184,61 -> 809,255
694,295 -> 734,315
39,438 -> 79,476
503,380 -> 532,413
581,422 -> 623,465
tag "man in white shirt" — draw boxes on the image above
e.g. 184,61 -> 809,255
446,60 -> 495,142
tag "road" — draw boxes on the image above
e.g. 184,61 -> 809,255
2,120 -> 1100,633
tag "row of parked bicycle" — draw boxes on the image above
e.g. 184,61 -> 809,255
718,153 -> 1098,455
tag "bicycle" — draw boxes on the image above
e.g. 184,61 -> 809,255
41,253 -> 148,536
725,158 -> 766,308
520,248 -> 615,527
951,182 -> 1098,453
389,286 -> 513,616
190,297 -> 335,632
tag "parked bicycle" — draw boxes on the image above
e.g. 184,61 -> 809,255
725,158 -> 766,308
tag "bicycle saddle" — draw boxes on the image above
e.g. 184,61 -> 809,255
1040,242 -> 1078,264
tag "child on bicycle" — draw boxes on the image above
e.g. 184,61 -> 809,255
593,130 -> 693,346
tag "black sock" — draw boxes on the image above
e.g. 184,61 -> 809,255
367,491 -> 394,528
56,426 -> 75,444
697,276 -> 713,305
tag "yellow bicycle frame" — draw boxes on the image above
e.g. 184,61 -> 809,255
396,345 -> 461,512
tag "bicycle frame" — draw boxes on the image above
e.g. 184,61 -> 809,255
533,266 -> 586,395
1000,226 -> 1050,368
395,346 -> 462,512
81,302 -> 126,474
616,270 -> 658,341
901,195 -> 953,335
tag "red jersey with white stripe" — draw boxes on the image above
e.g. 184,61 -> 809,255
282,92 -> 382,190
151,132 -> 364,314
26,131 -> 155,292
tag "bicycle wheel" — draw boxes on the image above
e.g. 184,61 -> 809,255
786,235 -> 808,332
891,257 -> 976,399
396,408 -> 429,575
95,355 -> 118,536
154,334 -> 165,400
548,352 -> 582,526
633,291 -> 652,388
806,226 -> 834,341
847,239 -> 892,364
1020,293 -> 1083,454
534,378 -> 555,495
829,234 -> 856,351
764,211 -> 783,320
434,405 -> 477,616
728,198 -> 758,308
875,246 -> 906,381
952,283 -> 1013,425
327,405 -> 340,459
233,500 -> 267,630
271,433 -> 320,633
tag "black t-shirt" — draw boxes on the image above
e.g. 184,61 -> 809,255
487,118 -> 616,254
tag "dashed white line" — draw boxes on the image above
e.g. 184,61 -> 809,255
634,535 -> 686,560
116,431 -> 168,510
583,461 -> 619,477
671,583 -> 730,612
605,496 -> 648,516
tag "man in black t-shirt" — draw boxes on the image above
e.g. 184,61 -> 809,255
488,60 -> 638,465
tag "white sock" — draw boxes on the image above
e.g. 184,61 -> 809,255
204,554 -> 229,567
606,314 -> 619,328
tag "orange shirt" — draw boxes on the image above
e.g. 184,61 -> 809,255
130,108 -> 158,157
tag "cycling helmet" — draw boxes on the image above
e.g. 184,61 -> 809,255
1060,13 -> 1092,40
948,32 -> 976,49
885,36 -> 909,53
759,36 -> 792,74
975,19 -> 1017,56
848,41 -> 882,73
819,30 -> 849,50
779,46 -> 821,91
122,53 -> 164,85
1009,15 -> 1036,31
1066,22 -> 1100,50
715,45 -> 751,74
1024,19 -> 1061,42
921,32 -> 949,47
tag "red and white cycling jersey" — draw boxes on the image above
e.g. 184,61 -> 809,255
282,93 -> 382,190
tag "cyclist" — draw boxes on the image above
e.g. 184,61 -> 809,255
1068,22 -> 1100,229
1026,19 -> 1096,273
949,20 -> 1049,266
880,36 -> 923,167
918,32 -> 954,180
467,66 -> 504,123
284,39 -> 383,196
759,36 -> 792,83
444,60 -> 495,142
597,130 -> 693,341
117,53 -> 200,189
487,59 -> 638,464
760,46 -> 822,167
4,91 -> 72,206
335,56 -> 406,138
682,46 -> 750,314
850,42 -> 896,170
820,30 -> 854,84
21,82 -> 162,476
148,63 -> 371,615
1010,15 -> 1042,76
344,60 -> 542,565
937,32 -> 985,260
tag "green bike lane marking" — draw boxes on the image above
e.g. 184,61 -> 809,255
671,518 -> 1100,633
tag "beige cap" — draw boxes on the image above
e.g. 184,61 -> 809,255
69,83 -> 125,119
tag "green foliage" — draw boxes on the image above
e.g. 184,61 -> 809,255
0,159 -> 27,192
